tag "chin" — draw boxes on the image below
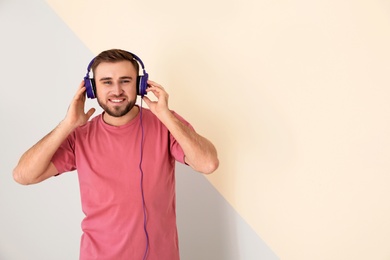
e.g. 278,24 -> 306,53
103,102 -> 136,118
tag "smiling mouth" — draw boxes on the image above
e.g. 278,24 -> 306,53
109,98 -> 125,103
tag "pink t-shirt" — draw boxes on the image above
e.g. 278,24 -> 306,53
52,107 -> 191,260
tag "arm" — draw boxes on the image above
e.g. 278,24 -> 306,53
13,82 -> 96,185
142,80 -> 219,174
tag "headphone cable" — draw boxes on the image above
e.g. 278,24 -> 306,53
139,99 -> 150,260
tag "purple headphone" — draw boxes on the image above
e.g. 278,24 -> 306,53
83,51 -> 149,98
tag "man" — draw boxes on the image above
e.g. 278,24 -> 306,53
13,49 -> 219,260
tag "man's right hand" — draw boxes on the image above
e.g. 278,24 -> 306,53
63,81 -> 96,130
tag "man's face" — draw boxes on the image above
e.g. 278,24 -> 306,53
94,61 -> 138,117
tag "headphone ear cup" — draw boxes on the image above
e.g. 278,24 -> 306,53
84,77 -> 96,99
137,73 -> 148,97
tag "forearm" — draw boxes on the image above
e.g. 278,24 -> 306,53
158,110 -> 219,174
142,81 -> 219,173
13,120 -> 75,185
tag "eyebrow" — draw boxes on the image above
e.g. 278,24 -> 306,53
98,76 -> 133,81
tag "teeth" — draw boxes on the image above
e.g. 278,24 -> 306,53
111,99 -> 123,103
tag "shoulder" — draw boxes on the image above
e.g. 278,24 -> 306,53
139,107 -> 163,129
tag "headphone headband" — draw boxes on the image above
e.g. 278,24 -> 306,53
86,51 -> 146,72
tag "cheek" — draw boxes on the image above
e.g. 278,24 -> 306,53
125,84 -> 137,96
95,86 -> 107,99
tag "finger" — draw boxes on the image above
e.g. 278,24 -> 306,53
147,83 -> 166,93
146,86 -> 160,94
147,80 -> 164,89
86,108 -> 96,119
147,80 -> 157,86
74,83 -> 87,100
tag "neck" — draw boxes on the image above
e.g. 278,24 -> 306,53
103,105 -> 139,126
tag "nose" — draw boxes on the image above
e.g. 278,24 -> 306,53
111,81 -> 124,96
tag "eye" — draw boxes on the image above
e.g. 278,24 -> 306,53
121,79 -> 131,84
103,81 -> 112,85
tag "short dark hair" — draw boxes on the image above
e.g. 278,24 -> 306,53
91,49 -> 139,75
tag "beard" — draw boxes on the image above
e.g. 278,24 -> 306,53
97,96 -> 136,118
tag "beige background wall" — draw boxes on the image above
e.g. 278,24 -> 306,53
1,0 -> 390,259
46,0 -> 390,259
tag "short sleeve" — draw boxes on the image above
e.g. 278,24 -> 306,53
51,132 -> 77,175
169,111 -> 195,164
